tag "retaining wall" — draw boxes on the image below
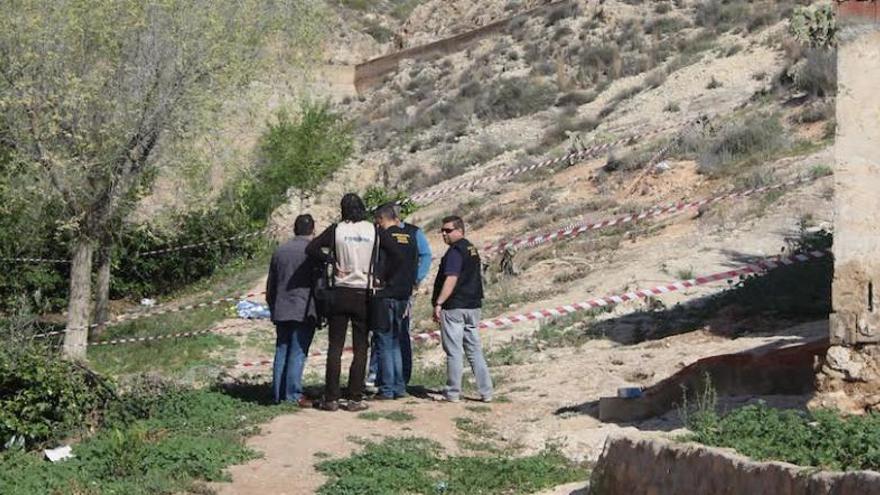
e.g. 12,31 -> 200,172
353,0 -> 577,93
590,434 -> 880,495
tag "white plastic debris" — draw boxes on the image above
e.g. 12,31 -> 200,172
44,445 -> 74,462
140,298 -> 156,307
654,160 -> 671,172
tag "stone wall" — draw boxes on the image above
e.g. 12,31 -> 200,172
590,434 -> 880,495
831,1 -> 880,345
353,0 -> 576,93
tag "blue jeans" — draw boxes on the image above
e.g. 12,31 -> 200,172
374,298 -> 409,398
273,320 -> 316,403
369,298 -> 412,385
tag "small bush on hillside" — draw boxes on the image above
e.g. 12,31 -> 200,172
695,115 -> 790,176
475,77 -> 557,121
541,114 -> 599,150
544,3 -> 581,27
248,100 -> 353,216
644,15 -> 690,35
791,100 -> 834,124
794,49 -> 837,97
555,90 -> 597,107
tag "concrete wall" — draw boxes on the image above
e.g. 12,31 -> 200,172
599,329 -> 828,423
590,434 -> 880,495
353,0 -> 577,93
831,1 -> 880,345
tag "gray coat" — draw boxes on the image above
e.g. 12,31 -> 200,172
266,236 -> 318,323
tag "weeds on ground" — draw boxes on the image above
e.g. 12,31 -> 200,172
358,410 -> 415,423
315,436 -> 587,494
684,402 -> 880,471
0,379 -> 298,495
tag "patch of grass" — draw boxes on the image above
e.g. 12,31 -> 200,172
486,341 -> 527,367
809,164 -> 833,179
88,305 -> 237,378
685,404 -> 880,471
0,385 -> 297,495
466,405 -> 492,414
315,437 -> 587,494
358,410 -> 416,423
675,266 -> 695,280
409,363 -> 447,391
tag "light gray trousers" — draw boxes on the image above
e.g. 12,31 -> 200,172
440,308 -> 493,400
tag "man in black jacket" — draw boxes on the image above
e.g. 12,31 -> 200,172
266,214 -> 319,407
432,215 -> 493,403
371,203 -> 419,399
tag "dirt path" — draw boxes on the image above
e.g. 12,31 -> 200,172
212,398 -> 490,494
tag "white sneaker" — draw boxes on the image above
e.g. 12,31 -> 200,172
365,383 -> 378,394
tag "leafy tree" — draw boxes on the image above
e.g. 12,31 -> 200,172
248,101 -> 354,217
0,0 -> 325,357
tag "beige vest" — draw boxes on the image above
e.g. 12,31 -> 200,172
334,221 -> 377,289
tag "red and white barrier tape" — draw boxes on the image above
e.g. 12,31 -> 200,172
480,175 -> 821,254
37,289 -> 269,337
0,257 -> 70,264
409,118 -> 698,203
135,226 -> 284,257
470,249 -> 829,330
232,249 -> 830,368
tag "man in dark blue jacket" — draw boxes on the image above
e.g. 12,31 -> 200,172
266,214 -> 319,406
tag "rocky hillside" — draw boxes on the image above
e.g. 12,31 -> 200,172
276,1 -> 835,330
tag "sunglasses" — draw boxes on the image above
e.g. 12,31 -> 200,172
440,227 -> 457,234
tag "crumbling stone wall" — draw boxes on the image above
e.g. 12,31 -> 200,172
590,434 -> 880,495
814,0 -> 880,413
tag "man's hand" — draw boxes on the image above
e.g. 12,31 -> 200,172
433,304 -> 442,323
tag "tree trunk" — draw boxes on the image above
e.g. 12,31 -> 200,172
63,238 -> 94,359
93,243 -> 111,339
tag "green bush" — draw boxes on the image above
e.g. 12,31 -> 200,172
109,206 -> 266,300
794,49 -> 837,97
362,185 -> 418,218
0,382 -> 291,494
245,100 -> 354,221
686,404 -> 880,471
0,345 -> 115,449
475,77 -> 558,121
695,114 -> 790,176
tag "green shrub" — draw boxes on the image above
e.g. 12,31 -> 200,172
362,185 -> 418,218
475,77 -> 558,121
0,345 -> 115,449
246,100 -> 353,220
794,49 -> 837,97
686,404 -> 880,471
695,115 -> 790,176
0,383 -> 291,494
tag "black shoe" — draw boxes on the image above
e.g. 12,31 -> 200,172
318,400 -> 339,412
346,400 -> 369,412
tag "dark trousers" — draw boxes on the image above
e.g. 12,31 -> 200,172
325,287 -> 370,402
369,297 -> 413,384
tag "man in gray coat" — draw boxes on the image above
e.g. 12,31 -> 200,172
266,214 -> 319,406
